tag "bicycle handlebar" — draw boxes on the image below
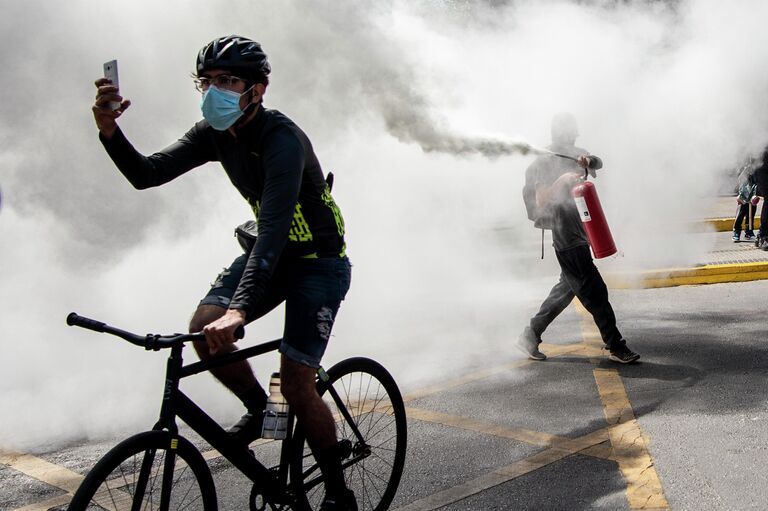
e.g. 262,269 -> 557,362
66,312 -> 108,331
66,312 -> 245,351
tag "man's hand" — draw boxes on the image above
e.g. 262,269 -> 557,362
737,197 -> 746,205
203,309 -> 247,355
93,77 -> 131,139
576,155 -> 592,169
554,171 -> 583,189
752,196 -> 760,206
537,171 -> 582,207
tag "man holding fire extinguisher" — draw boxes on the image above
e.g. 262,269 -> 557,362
517,113 -> 640,364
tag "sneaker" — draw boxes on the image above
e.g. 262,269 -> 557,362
608,344 -> 640,364
732,231 -> 740,242
228,412 -> 264,445
320,489 -> 357,511
516,327 -> 547,361
745,232 -> 756,241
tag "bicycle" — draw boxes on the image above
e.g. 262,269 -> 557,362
64,312 -> 407,511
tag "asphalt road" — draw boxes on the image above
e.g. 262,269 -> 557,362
2,279 -> 767,510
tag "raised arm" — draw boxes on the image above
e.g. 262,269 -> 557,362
93,77 -> 214,189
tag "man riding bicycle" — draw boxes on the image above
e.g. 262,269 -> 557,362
92,35 -> 355,510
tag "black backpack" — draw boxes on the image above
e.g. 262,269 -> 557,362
522,165 -> 552,230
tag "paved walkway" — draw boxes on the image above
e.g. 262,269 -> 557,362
606,196 -> 768,288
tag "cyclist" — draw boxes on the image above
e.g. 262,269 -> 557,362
92,35 -> 355,510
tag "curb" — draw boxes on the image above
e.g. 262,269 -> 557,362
606,261 -> 768,289
701,216 -> 761,233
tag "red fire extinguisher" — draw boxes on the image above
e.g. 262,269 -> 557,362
571,180 -> 617,259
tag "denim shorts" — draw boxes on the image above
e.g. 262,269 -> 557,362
200,255 -> 352,368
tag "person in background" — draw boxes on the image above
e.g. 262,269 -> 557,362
752,147 -> 768,250
733,158 -> 759,242
517,113 -> 640,364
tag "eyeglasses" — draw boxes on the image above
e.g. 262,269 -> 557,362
193,75 -> 246,92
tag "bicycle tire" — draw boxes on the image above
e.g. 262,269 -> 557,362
68,430 -> 217,511
290,357 -> 407,511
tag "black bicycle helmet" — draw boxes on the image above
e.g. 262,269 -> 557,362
196,35 -> 271,84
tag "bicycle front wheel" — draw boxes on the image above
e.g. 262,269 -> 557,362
68,430 -> 217,510
290,357 -> 407,511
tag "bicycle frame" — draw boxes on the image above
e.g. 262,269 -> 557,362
156,339 -> 294,503
154,338 -> 369,503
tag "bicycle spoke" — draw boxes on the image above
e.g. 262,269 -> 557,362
369,445 -> 398,458
76,440 -> 212,511
362,410 -> 395,439
355,460 -> 386,511
368,452 -> 396,471
91,453 -> 142,510
100,461 -> 127,509
292,359 -> 406,511
147,450 -> 165,508
174,464 -> 201,510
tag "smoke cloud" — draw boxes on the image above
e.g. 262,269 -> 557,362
3,0 -> 768,449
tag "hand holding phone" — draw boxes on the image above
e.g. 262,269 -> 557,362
103,60 -> 120,110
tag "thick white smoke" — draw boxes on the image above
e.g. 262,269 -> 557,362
2,0 -> 768,450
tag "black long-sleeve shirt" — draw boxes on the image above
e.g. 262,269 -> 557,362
100,106 -> 346,315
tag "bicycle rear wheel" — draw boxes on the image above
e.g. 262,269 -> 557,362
290,357 -> 407,511
68,430 -> 216,510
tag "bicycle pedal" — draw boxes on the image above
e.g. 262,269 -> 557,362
337,439 -> 353,459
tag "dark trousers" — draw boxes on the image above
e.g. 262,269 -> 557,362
529,244 -> 624,349
760,199 -> 768,238
734,203 -> 756,235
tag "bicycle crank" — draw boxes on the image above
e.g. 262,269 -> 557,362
250,486 -> 292,511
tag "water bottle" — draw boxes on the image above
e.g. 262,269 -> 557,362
261,372 -> 289,439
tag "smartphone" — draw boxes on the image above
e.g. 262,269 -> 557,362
103,60 -> 120,110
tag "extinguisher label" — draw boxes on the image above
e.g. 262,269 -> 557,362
574,196 -> 592,222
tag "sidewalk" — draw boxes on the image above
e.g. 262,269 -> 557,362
606,196 -> 768,288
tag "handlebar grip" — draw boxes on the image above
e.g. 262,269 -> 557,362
234,325 -> 245,340
66,312 -> 106,332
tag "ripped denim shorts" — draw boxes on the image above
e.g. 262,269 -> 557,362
200,255 -> 352,368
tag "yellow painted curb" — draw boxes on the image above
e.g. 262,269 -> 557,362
698,216 -> 761,232
606,261 -> 768,289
